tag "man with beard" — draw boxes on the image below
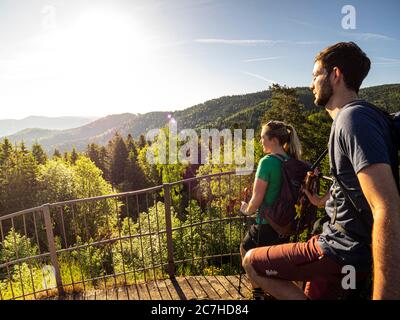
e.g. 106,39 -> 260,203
242,42 -> 400,300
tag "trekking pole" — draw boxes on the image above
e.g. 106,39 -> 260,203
311,148 -> 328,171
238,187 -> 251,295
238,213 -> 246,295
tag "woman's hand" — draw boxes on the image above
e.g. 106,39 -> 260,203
240,201 -> 251,215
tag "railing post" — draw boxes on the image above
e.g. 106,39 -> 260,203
163,183 -> 175,278
42,204 -> 65,297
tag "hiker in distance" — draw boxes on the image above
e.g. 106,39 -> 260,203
242,42 -> 400,300
239,120 -> 302,299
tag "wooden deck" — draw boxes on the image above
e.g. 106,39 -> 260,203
62,275 -> 252,300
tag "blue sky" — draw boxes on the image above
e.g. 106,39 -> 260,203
0,0 -> 399,119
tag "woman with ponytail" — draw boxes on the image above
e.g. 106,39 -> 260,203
239,120 -> 302,299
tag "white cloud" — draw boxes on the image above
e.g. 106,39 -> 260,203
195,38 -> 284,45
243,72 -> 276,84
373,57 -> 400,65
343,32 -> 397,41
195,38 -> 324,46
243,56 -> 282,63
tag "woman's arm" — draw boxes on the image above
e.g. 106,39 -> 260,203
241,178 -> 268,215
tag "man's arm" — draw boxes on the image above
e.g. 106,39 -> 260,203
304,189 -> 330,208
357,163 -> 400,300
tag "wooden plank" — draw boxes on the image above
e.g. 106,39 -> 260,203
126,284 -> 141,300
145,280 -> 163,300
116,287 -> 130,300
164,278 -> 187,300
51,274 -> 254,300
204,276 -> 231,300
102,288 -> 119,300
155,279 -> 174,300
174,277 -> 196,300
185,276 -> 208,299
231,274 -> 252,299
211,275 -> 241,299
193,276 -> 221,300
136,282 -> 151,300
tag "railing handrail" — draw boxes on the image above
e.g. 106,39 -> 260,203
50,185 -> 164,208
0,204 -> 47,222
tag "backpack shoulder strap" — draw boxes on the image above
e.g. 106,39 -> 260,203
268,153 -> 288,163
330,119 -> 372,243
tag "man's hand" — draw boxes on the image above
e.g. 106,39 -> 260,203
304,189 -> 329,208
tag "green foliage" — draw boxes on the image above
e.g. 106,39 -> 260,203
112,201 -> 179,278
71,157 -> 118,239
73,157 -> 114,199
0,140 -> 38,215
37,159 -> 76,204
0,229 -> 38,266
303,110 -> 332,161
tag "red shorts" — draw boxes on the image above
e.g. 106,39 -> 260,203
248,235 -> 346,300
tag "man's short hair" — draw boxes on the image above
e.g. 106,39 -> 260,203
315,42 -> 371,93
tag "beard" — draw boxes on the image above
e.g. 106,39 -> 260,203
314,78 -> 333,107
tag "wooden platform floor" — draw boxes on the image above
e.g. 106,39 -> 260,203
63,275 -> 252,300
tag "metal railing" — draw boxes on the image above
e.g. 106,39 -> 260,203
0,170 -> 254,300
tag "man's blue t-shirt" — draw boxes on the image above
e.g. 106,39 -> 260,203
317,100 -> 394,270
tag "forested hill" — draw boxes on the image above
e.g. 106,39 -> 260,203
0,116 -> 96,137
359,84 -> 400,112
4,84 -> 400,153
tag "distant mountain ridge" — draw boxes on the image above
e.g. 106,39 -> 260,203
4,84 -> 400,153
0,116 -> 97,137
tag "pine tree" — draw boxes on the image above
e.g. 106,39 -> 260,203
263,84 -> 307,130
63,152 -> 69,162
126,134 -> 138,161
110,133 -> 128,187
86,143 -> 100,165
0,138 -> 13,165
70,147 -> 79,165
99,146 -> 110,180
123,150 -> 148,191
32,143 -> 48,165
53,149 -> 62,159
138,134 -> 147,149
19,142 -> 29,156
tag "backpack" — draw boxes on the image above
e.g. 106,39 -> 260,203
261,154 -> 313,236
